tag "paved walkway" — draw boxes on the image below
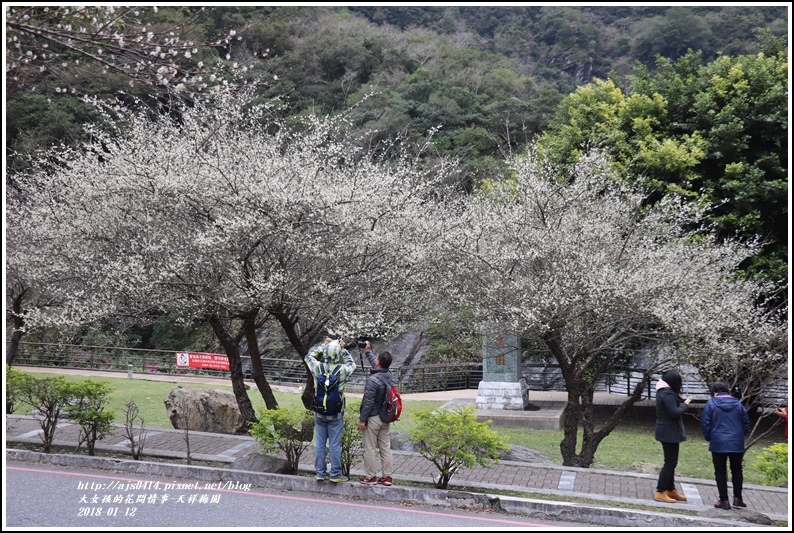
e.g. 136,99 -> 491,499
4,367 -> 790,525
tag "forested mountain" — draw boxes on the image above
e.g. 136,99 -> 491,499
5,5 -> 788,351
8,6 -> 786,175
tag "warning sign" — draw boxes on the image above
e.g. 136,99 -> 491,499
175,351 -> 230,371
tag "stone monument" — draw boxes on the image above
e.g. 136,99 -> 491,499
475,332 -> 528,410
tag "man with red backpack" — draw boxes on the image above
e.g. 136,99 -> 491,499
357,341 -> 395,486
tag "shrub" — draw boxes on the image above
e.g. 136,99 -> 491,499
250,406 -> 314,475
5,366 -> 28,414
408,405 -> 509,489
341,399 -> 364,478
65,379 -> 115,455
121,400 -> 147,460
13,373 -> 78,452
754,442 -> 788,486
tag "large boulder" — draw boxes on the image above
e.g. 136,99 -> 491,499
164,386 -> 244,434
226,450 -> 290,474
390,432 -> 417,452
499,445 -> 553,464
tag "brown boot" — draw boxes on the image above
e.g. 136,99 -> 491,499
654,491 -> 677,503
714,499 -> 731,509
665,489 -> 687,501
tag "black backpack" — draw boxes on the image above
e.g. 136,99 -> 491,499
312,365 -> 343,416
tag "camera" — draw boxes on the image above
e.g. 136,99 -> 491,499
355,337 -> 370,349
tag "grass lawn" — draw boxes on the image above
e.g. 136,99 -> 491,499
494,406 -> 785,486
8,370 -> 445,437
9,370 -> 785,486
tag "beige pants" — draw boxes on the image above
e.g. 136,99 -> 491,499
362,415 -> 393,478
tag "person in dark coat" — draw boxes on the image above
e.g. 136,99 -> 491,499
653,370 -> 692,503
701,380 -> 750,509
357,341 -> 395,486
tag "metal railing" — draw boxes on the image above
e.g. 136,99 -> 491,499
0,342 -> 710,396
10,342 -> 786,405
11,342 -> 202,374
9,342 -> 483,394
393,362 -> 482,393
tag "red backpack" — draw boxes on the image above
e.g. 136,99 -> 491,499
375,373 -> 402,423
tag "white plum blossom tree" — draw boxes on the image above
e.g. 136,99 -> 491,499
434,146 -> 784,467
5,201 -> 62,365
7,91 -> 456,426
4,5 -> 255,99
686,308 -> 788,448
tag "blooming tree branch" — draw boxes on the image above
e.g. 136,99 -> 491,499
7,90 -> 456,420
5,5 -> 263,99
434,146 -> 784,466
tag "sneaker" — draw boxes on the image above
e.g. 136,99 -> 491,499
733,497 -> 747,508
714,499 -> 731,510
315,476 -> 326,482
359,476 -> 378,485
329,477 -> 347,483
377,476 -> 393,486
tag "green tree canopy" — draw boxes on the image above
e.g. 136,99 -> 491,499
539,46 -> 788,290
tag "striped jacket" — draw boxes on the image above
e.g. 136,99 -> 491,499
304,341 -> 356,420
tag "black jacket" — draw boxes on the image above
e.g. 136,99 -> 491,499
358,350 -> 393,423
655,387 -> 689,443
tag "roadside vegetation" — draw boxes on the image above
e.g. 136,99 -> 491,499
7,369 -> 785,487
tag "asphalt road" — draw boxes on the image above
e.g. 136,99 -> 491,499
5,460 -> 589,529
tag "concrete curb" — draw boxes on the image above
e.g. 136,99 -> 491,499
7,410 -> 787,525
6,449 -> 766,528
8,430 -> 787,524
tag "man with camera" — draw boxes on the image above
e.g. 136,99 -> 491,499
305,337 -> 356,483
357,340 -> 395,486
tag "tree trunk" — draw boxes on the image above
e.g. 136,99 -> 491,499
301,371 -> 315,411
577,377 -> 650,467
574,387 -> 599,467
543,329 -> 584,467
207,314 -> 257,431
242,314 -> 279,410
270,307 -> 325,410
560,389 -> 582,466
6,292 -> 26,366
562,371 -> 651,468
545,328 -> 654,468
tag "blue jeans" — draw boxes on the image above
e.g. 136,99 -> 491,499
314,416 -> 345,479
